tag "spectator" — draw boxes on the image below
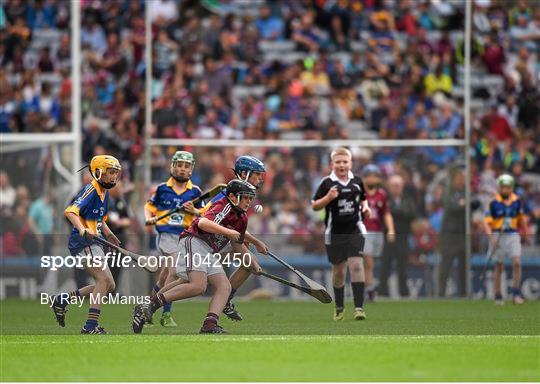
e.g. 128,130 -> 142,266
378,174 -> 416,298
28,190 -> 55,255
509,14 -> 540,52
106,180 -> 133,290
0,171 -> 16,215
424,64 -> 453,97
255,4 -> 284,41
301,61 -> 330,96
438,168 -> 466,297
26,0 -> 56,30
480,101 -> 516,142
292,11 -> 323,52
482,33 -> 506,75
81,15 -> 107,54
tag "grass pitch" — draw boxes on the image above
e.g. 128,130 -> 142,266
1,299 -> 539,381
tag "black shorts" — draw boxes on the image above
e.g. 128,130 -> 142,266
325,234 -> 365,265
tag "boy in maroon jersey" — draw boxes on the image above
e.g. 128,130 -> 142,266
132,179 -> 259,334
361,165 -> 395,301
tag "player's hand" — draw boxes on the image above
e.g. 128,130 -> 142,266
79,228 -> 95,239
226,229 -> 241,242
326,186 -> 339,201
254,240 -> 269,255
145,216 -> 158,226
106,232 -> 121,246
250,265 -> 262,275
387,232 -> 396,243
182,201 -> 197,215
362,205 -> 371,219
248,256 -> 262,275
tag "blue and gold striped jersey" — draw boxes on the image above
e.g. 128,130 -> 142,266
484,193 -> 526,233
145,178 -> 202,234
200,189 -> 227,214
65,180 -> 109,254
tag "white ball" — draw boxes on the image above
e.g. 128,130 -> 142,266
254,204 -> 263,214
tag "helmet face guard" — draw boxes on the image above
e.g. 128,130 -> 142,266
95,168 -> 121,189
234,155 -> 266,189
90,155 -> 122,189
171,151 -> 195,183
226,179 -> 257,212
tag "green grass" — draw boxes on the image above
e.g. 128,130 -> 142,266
1,300 -> 539,381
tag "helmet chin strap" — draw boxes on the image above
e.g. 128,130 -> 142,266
227,193 -> 248,212
94,168 -> 117,189
171,172 -> 190,183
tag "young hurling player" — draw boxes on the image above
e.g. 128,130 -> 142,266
201,155 -> 268,321
361,165 -> 395,301
484,174 -> 528,305
144,151 -> 202,327
51,155 -> 122,334
132,179 -> 259,334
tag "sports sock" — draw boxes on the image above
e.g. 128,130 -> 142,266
351,282 -> 365,309
162,302 -> 172,314
152,284 -> 160,297
57,289 -> 81,307
226,288 -> 237,305
512,287 -> 522,296
84,307 -> 100,330
202,312 -> 219,330
150,293 -> 166,314
333,286 -> 344,310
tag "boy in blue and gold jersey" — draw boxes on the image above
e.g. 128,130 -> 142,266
144,151 -> 202,327
51,155 -> 122,334
484,174 -> 528,305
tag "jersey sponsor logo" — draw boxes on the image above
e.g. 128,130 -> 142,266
214,204 -> 232,224
215,211 -> 227,223
338,199 -> 355,215
168,213 -> 184,226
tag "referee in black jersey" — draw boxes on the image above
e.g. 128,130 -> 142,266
312,147 -> 371,321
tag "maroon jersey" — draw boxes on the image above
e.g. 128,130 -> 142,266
364,189 -> 389,232
185,197 -> 248,253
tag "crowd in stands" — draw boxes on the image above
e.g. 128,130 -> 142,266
1,1 -> 539,297
79,0 -> 146,176
1,0 -> 71,133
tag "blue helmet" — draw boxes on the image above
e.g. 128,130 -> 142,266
362,164 -> 382,177
234,155 -> 266,176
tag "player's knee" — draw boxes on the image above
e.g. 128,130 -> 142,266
194,281 -> 207,296
512,259 -> 521,268
350,261 -> 364,275
105,277 -> 116,292
333,267 -> 345,279
221,279 -> 232,295
364,256 -> 373,269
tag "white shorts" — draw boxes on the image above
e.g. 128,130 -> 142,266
363,232 -> 384,257
74,244 -> 105,270
156,232 -> 181,255
174,236 -> 225,280
489,232 -> 521,263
